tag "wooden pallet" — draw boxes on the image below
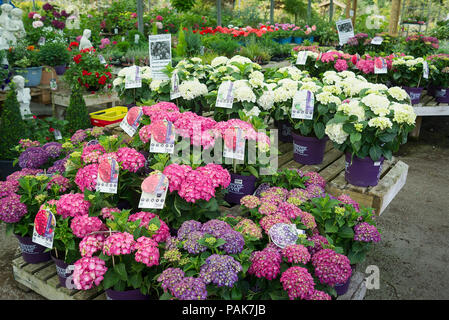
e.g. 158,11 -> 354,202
12,255 -> 106,300
0,86 -> 52,104
410,93 -> 449,138
278,141 -> 408,216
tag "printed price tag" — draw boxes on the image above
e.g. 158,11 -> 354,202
98,55 -> 107,65
120,107 -> 143,137
50,79 -> 58,91
38,37 -> 46,46
114,28 -> 118,34
32,209 -> 56,249
216,81 -> 234,109
268,223 -> 305,249
223,126 -> 245,161
138,172 -> 169,209
371,36 -> 383,45
125,66 -> 142,89
149,120 -> 176,154
170,71 -> 181,100
374,57 -> 388,74
53,129 -> 62,140
96,157 -> 119,194
423,61 -> 429,79
296,51 -> 308,65
291,90 -> 314,120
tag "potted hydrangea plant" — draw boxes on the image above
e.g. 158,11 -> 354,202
427,54 -> 449,102
391,56 -> 428,105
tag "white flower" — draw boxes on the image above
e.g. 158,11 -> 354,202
33,13 -> 42,20
361,93 -> 391,116
340,71 -> 356,78
229,55 -> 252,65
191,57 -> 202,63
387,87 -> 409,101
32,21 -> 44,28
179,79 -> 208,100
337,100 -> 365,121
257,90 -> 275,110
249,71 -> 264,88
234,82 -> 256,103
113,77 -> 123,87
322,85 -> 342,95
316,91 -> 341,105
273,86 -> 295,103
390,103 -> 416,125
300,81 -> 320,93
150,80 -> 167,92
325,123 -> 349,144
278,78 -> 298,92
368,117 -> 393,130
243,106 -> 261,118
323,71 -> 342,84
211,56 -> 229,67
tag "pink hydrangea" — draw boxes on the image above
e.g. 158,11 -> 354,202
7,168 -> 42,182
282,244 -> 311,264
307,234 -> 329,255
234,218 -> 262,239
75,164 -> 99,192
163,163 -> 192,192
311,249 -> 352,287
103,232 -> 136,256
101,207 -> 120,220
299,211 -> 317,229
116,147 -> 145,172
128,211 -> 170,243
81,144 -> 106,164
196,163 -> 231,189
56,193 -> 90,219
335,59 -> 349,71
98,152 -> 118,164
276,201 -> 302,219
134,236 -> 160,267
304,172 -> 326,189
280,266 -> 315,300
0,180 -> 19,197
308,290 -> 332,300
73,257 -> 107,290
248,246 -> 282,280
337,194 -> 360,212
70,215 -> 106,238
259,213 -> 291,233
240,195 -> 260,209
258,202 -> 278,216
178,170 -> 215,203
79,233 -> 106,257
0,193 -> 27,223
46,174 -> 71,193
139,125 -> 152,143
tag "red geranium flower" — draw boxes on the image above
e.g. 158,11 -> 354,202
74,54 -> 82,64
98,75 -> 107,85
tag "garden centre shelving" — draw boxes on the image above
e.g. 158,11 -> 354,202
409,93 -> 449,138
0,85 -> 51,105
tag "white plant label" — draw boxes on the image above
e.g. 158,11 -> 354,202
32,209 -> 56,249
149,120 -> 176,154
149,34 -> 172,80
223,126 -> 245,161
120,107 -> 143,137
296,51 -> 308,65
50,79 -> 58,91
114,28 -> 118,34
38,37 -> 46,46
96,157 -> 119,194
292,90 -> 314,120
423,61 -> 429,79
139,173 -> 169,210
53,129 -> 62,140
135,34 -> 140,44
170,71 -> 181,100
336,18 -> 354,45
98,55 -> 107,65
268,223 -> 306,249
125,66 -> 142,89
371,36 -> 383,45
216,80 -> 234,109
374,57 -> 388,74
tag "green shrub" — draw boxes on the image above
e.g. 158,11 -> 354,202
185,29 -> 202,57
38,42 -> 71,67
65,86 -> 91,134
202,34 -> 240,57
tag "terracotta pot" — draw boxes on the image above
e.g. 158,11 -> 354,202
40,67 -> 56,86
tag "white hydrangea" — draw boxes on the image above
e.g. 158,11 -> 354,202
337,100 -> 365,121
140,66 -> 152,80
325,123 -> 349,145
323,71 -> 342,85
150,79 -> 168,92
273,86 -> 295,103
390,103 -> 416,125
322,85 -> 342,95
257,90 -> 275,110
179,79 -> 208,100
211,56 -> 229,67
243,106 -> 261,118
306,51 -> 319,60
191,57 -> 202,63
249,71 -> 264,88
113,77 -> 123,87
233,82 -> 256,103
368,117 -> 393,130
361,93 -> 391,116
388,87 -> 409,101
340,71 -> 356,78
278,78 -> 299,92
300,81 -> 320,93
279,66 -> 304,81
229,55 -> 253,65
316,91 -> 341,105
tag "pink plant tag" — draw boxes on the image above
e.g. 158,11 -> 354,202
139,172 -> 169,209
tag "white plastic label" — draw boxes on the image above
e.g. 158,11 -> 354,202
223,126 -> 245,161
371,36 -> 383,45
423,61 -> 429,79
53,129 -> 62,140
170,71 -> 181,100
216,81 -> 234,109
139,173 -> 169,209
50,79 -> 58,91
32,209 -> 56,249
96,157 -> 119,194
149,120 -> 175,154
374,57 -> 388,74
292,90 -> 314,120
120,107 -> 143,137
98,55 -> 107,65
296,51 -> 308,65
125,66 -> 142,89
268,223 -> 305,249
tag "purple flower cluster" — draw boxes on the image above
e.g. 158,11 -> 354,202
183,230 -> 207,254
0,180 -> 19,198
0,193 -> 27,223
219,230 -> 244,254
199,254 -> 242,287
311,249 -> 352,287
47,157 -> 68,174
201,219 -> 232,238
177,220 -> 202,240
42,142 -> 63,159
280,266 -> 315,300
307,235 -> 329,255
337,194 -> 360,212
18,147 -> 49,169
71,129 -> 88,144
304,172 -> 326,189
171,277 -> 208,300
354,222 -> 381,243
157,268 -> 185,293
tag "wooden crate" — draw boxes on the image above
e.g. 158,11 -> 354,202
12,255 -> 105,300
278,141 -> 409,215
410,93 -> 449,138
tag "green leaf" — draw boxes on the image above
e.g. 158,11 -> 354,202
115,263 -> 128,281
338,225 -> 355,239
350,132 -> 361,144
246,165 -> 259,178
324,220 -> 338,233
369,145 -> 382,161
160,292 -> 173,300
129,273 -> 142,289
102,270 -> 120,289
313,122 -> 325,139
231,286 -> 242,300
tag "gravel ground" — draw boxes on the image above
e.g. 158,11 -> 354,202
1,116 -> 448,300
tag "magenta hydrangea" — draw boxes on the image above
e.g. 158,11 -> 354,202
311,249 -> 352,287
307,290 -> 332,300
0,193 -> 27,223
307,234 -> 329,255
304,172 -> 326,189
70,215 -> 106,238
101,207 -> 120,220
134,236 -> 160,267
163,163 -> 192,193
0,180 -> 19,198
240,195 -> 260,209
354,222 -> 381,243
79,233 -> 106,257
103,232 -> 136,256
56,193 -> 90,219
6,168 -> 42,182
74,163 -> 99,192
196,163 -> 230,189
259,213 -> 291,234
280,266 -> 315,300
71,129 -> 88,144
177,169 -> 216,203
73,256 -> 107,290
81,144 -> 106,164
282,244 -> 311,264
276,201 -> 302,219
116,147 -> 145,172
46,174 -> 70,193
338,194 -> 361,212
128,211 -> 170,243
248,246 -> 282,280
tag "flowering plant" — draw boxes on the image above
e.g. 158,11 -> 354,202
391,56 -> 429,88
345,33 -> 370,55
113,65 -> 152,104
404,34 -> 439,57
427,54 -> 449,88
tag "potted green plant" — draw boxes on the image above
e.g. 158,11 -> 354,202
391,56 -> 428,105
292,27 -> 306,44
427,54 -> 449,102
38,41 -> 71,76
8,41 -> 43,87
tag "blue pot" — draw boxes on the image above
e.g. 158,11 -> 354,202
273,38 -> 281,43
279,37 -> 291,44
308,36 -> 315,43
15,66 -> 43,87
293,37 -> 303,44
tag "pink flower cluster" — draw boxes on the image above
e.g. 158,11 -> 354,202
311,248 -> 352,287
116,147 -> 145,173
163,163 -> 230,203
281,244 -> 311,264
103,232 -> 136,256
248,245 -> 282,280
75,163 -> 99,192
73,257 -> 107,290
81,144 -> 106,164
101,207 -> 120,220
70,215 -> 106,238
355,54 -> 394,75
128,211 -> 170,243
7,168 -> 42,182
56,193 -> 90,219
307,234 -> 329,255
280,266 -> 315,300
46,174 -> 71,193
134,236 -> 160,267
79,234 -> 106,257
0,180 -> 19,198
337,194 -> 360,212
0,193 -> 27,223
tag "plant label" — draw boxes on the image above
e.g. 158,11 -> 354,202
98,55 -> 107,65
268,223 -> 305,249
121,36 -> 125,42
139,172 -> 169,209
150,120 -> 176,154
96,157 -> 119,194
53,129 -> 62,140
200,46 -> 205,55
216,80 -> 234,109
292,90 -> 314,120
38,37 -> 46,46
32,209 -> 56,249
170,71 -> 181,100
125,66 -> 142,89
223,126 -> 245,161
423,61 -> 429,79
114,28 -> 118,34
120,106 -> 143,137
149,34 -> 172,80
296,51 -> 308,65
135,34 -> 140,44
374,57 -> 388,74
371,36 -> 383,45
336,18 -> 354,45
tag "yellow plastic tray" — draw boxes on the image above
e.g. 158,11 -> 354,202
89,106 -> 128,121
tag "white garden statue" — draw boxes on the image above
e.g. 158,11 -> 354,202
0,4 -> 17,46
13,75 -> 32,120
79,29 -> 93,50
10,8 -> 26,40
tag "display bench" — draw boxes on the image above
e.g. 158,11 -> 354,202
0,85 -> 52,105
410,93 -> 449,138
52,90 -> 120,120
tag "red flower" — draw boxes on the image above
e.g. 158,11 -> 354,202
74,54 -> 82,64
98,75 -> 107,85
95,72 -> 99,78
49,127 -> 55,133
82,70 -> 92,76
45,137 -> 50,141
33,115 -> 37,119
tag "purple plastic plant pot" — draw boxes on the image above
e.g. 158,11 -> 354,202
54,64 -> 67,75
15,235 -> 51,264
105,288 -> 151,300
344,153 -> 385,187
427,85 -> 436,97
51,254 -> 73,287
292,133 -> 328,165
402,86 -> 423,105
275,119 -> 293,143
335,274 -> 352,296
224,173 -> 257,205
434,87 -> 449,103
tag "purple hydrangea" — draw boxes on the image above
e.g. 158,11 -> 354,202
165,236 -> 180,250
177,220 -> 202,240
306,184 -> 325,198
183,231 -> 207,254
219,230 -> 245,254
71,129 -> 88,144
311,249 -> 352,287
42,3 -> 53,11
171,277 -> 208,300
304,172 -> 326,189
354,222 -> 381,243
47,157 -> 68,174
307,235 -> 329,255
42,142 -> 63,158
0,180 -> 19,198
157,268 -> 185,293
201,219 -> 233,238
7,168 -> 43,182
199,254 -> 242,288
18,147 -> 49,169
0,193 -> 27,223
338,194 -> 361,212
